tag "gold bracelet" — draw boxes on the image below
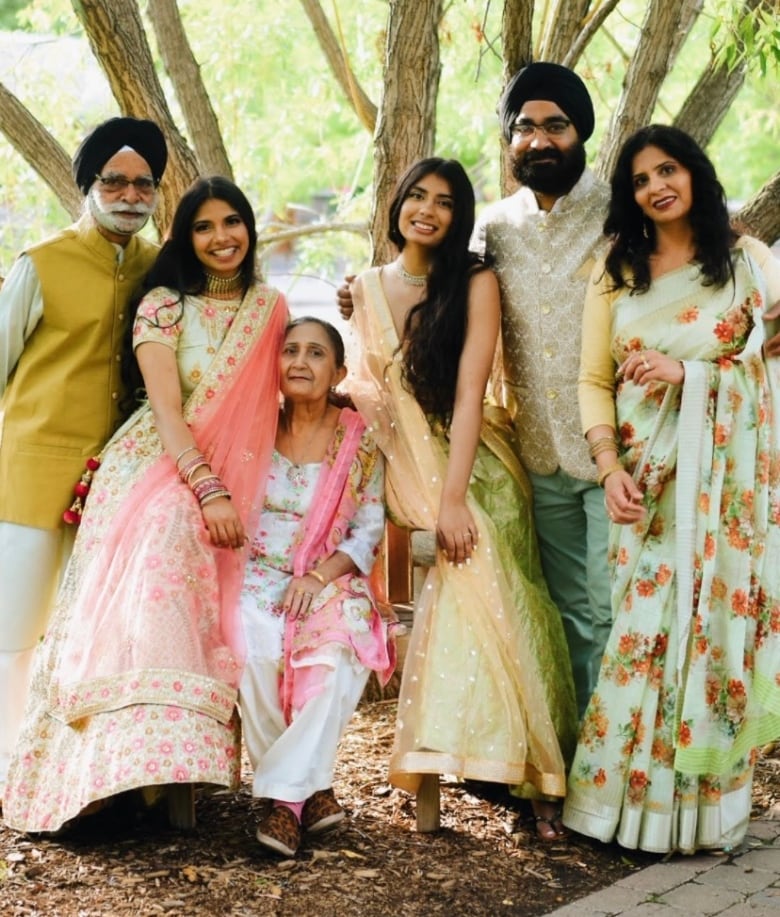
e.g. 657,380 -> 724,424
588,435 -> 618,460
590,441 -> 619,461
308,568 -> 328,586
597,462 -> 624,487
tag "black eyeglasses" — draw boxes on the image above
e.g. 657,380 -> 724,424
510,118 -> 572,139
94,174 -> 158,195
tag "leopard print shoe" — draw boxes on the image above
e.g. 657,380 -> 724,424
256,805 -> 301,857
301,788 -> 345,834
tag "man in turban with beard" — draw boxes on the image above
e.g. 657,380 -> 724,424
471,63 -> 611,734
0,116 -> 167,800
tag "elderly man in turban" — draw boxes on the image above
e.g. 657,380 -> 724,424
470,63 -> 611,736
0,116 -> 167,799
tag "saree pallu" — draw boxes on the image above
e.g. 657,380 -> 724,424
3,284 -> 287,832
564,250 -> 780,853
349,269 -> 577,797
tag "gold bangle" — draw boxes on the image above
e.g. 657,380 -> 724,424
597,462 -> 624,487
590,441 -> 619,461
308,568 -> 328,586
588,435 -> 618,460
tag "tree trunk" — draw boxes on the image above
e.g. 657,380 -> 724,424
146,0 -> 234,179
674,0 -> 765,148
72,0 -> 199,234
501,0 -> 533,77
370,0 -> 442,266
735,170 -> 780,246
0,82 -> 83,220
595,0 -> 690,181
562,0 -> 621,69
540,0 -> 591,62
499,0 -> 534,197
299,0 -> 378,133
674,60 -> 747,148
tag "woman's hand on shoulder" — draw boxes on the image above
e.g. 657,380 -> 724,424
201,497 -> 246,549
337,273 -> 359,321
436,499 -> 479,566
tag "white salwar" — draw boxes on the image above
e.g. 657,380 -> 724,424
238,449 -> 385,803
239,634 -> 369,801
0,523 -> 75,793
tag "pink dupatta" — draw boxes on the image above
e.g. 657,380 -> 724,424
280,409 -> 395,720
50,284 -> 288,724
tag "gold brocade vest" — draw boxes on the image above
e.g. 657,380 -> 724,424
0,216 -> 157,529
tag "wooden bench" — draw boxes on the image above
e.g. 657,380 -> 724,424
385,522 -> 441,832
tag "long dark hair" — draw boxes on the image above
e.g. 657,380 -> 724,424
119,176 -> 258,416
603,124 -> 738,293
390,157 -> 490,425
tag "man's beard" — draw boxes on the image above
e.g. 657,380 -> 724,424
511,141 -> 587,197
87,188 -> 156,237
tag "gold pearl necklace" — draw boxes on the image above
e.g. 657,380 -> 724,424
394,259 -> 427,287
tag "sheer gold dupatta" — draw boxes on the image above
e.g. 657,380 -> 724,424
349,269 -> 567,796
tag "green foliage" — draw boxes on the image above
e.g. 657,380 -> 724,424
710,0 -> 780,76
0,0 -> 27,28
0,0 -> 777,275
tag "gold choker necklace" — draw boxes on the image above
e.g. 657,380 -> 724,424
204,271 -> 242,297
395,260 -> 427,287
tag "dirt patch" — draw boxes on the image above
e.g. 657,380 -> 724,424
1,701 -> 777,917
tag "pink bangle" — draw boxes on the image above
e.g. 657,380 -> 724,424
179,454 -> 208,483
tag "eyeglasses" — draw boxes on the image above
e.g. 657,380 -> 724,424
94,174 -> 158,195
510,118 -> 572,139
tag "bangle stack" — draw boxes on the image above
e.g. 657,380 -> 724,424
308,568 -> 328,586
192,475 -> 231,506
175,445 -> 230,505
178,453 -> 209,485
589,434 -> 619,463
597,461 -> 624,487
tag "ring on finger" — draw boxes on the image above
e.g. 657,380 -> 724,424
295,589 -> 304,596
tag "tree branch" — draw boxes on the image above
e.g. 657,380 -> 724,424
146,0 -> 234,179
562,0 -> 622,69
674,0 -> 766,148
298,0 -> 378,132
257,220 -> 369,247
0,81 -> 82,220
595,0 -> 692,180
734,170 -> 780,246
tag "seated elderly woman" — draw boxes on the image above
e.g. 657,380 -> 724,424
239,317 -> 396,858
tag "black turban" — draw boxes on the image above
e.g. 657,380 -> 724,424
498,62 -> 595,144
72,117 -> 168,194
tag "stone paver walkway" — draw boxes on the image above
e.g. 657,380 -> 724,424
545,816 -> 780,916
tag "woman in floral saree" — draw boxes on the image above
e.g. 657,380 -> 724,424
4,178 -> 288,833
563,126 -> 780,854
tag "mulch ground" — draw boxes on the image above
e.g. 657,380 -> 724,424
1,700 -> 778,917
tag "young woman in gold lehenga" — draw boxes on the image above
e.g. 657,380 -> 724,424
348,157 -> 578,839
